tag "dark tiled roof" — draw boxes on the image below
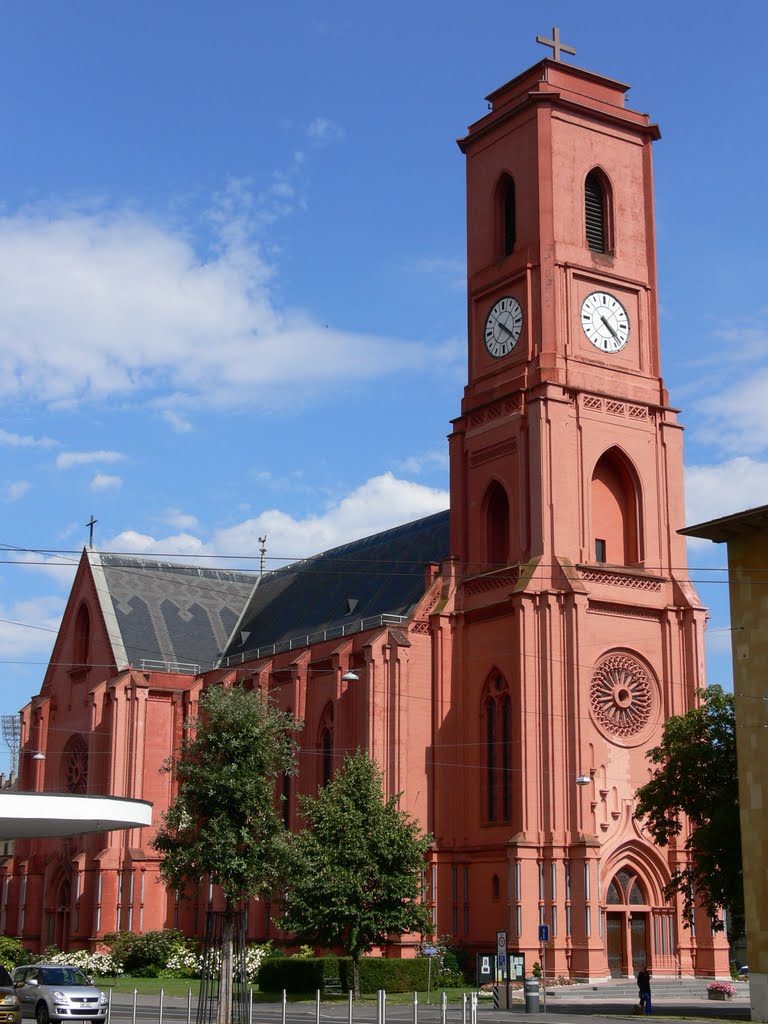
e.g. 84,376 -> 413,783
94,554 -> 255,672
221,510 -> 450,664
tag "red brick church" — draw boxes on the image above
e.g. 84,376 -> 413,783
2,43 -> 729,979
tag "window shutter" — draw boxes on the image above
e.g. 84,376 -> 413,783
585,172 -> 606,252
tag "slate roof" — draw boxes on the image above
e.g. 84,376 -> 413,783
90,553 -> 255,673
220,510 -> 450,666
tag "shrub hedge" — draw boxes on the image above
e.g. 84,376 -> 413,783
258,956 -> 430,994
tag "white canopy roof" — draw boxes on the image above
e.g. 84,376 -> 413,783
0,792 -> 152,839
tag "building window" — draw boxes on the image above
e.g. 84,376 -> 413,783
483,673 -> 514,824
74,604 -> 90,667
63,734 -> 89,794
318,703 -> 334,788
591,449 -> 641,566
485,481 -> 510,568
503,176 -> 516,255
585,169 -> 612,253
492,874 -> 500,900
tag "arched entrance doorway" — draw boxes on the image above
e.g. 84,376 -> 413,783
44,873 -> 71,951
605,868 -> 650,977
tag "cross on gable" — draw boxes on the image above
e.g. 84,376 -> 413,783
536,26 -> 576,62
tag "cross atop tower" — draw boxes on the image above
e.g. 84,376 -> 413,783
85,514 -> 98,548
535,26 -> 576,62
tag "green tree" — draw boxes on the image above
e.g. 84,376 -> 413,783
151,685 -> 300,1024
634,684 -> 743,941
281,750 -> 431,997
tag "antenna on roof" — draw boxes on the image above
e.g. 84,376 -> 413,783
258,535 -> 267,577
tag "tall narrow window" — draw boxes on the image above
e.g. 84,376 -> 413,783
482,673 -> 514,824
591,449 -> 641,566
74,604 -> 90,666
503,177 -> 516,255
585,170 -> 611,253
318,703 -> 334,788
485,481 -> 510,568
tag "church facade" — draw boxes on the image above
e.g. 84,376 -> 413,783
1,52 -> 729,980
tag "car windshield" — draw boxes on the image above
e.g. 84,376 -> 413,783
39,969 -> 90,986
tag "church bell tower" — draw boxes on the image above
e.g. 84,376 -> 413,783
438,39 -> 729,979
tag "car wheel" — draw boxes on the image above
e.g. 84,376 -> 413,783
35,1003 -> 50,1024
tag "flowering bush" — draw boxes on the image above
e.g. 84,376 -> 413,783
164,941 -> 271,982
708,982 -> 736,995
44,949 -> 123,977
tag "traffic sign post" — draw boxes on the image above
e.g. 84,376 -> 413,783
537,925 -> 550,1013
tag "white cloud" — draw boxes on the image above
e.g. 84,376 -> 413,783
104,473 -> 448,568
684,456 -> 768,545
0,595 -> 65,660
0,203 -> 453,411
307,117 -> 344,143
90,473 -> 122,491
57,450 -> 125,469
163,508 -> 199,531
0,429 -> 57,447
695,366 -> 768,454
4,481 -> 30,501
212,472 -> 449,563
162,410 -> 193,433
394,449 -> 450,475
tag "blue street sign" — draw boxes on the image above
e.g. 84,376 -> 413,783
423,946 -> 438,956
538,924 -> 550,943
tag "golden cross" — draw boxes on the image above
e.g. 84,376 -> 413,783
536,26 -> 576,62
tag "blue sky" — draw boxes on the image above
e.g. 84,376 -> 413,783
2,1 -> 766,773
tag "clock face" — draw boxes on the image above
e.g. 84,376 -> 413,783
580,291 -> 630,352
484,296 -> 523,358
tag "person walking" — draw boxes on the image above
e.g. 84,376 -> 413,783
637,966 -> 652,1015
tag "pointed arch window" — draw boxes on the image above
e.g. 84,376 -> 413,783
74,604 -> 90,667
483,673 -> 513,823
485,481 -> 510,568
591,450 -> 641,566
63,734 -> 89,794
318,703 -> 334,788
585,169 -> 613,254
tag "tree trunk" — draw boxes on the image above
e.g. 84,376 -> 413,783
217,907 -> 234,1024
352,954 -> 360,1000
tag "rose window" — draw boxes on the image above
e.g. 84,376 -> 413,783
65,738 -> 89,793
589,654 -> 653,738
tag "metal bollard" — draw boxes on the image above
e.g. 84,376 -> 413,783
186,988 -> 192,1024
249,988 -> 253,1024
348,987 -> 353,1024
413,991 -> 418,1024
282,990 -> 287,1024
316,989 -> 321,1024
462,992 -> 466,1024
471,992 -> 477,1024
524,977 -> 540,1014
132,989 -> 137,1024
158,989 -> 164,1024
107,989 -> 112,1024
441,991 -> 447,1024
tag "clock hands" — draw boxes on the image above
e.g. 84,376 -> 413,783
600,314 -> 621,342
496,319 -> 516,338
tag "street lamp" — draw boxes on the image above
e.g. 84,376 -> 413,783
341,670 -> 359,682
575,774 -> 591,786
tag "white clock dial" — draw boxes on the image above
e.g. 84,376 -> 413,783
580,291 -> 630,352
484,296 -> 523,358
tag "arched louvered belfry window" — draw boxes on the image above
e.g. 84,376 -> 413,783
585,169 -> 612,253
74,604 -> 90,667
485,481 -> 510,568
482,673 -> 513,824
318,703 -> 334,788
591,449 -> 641,566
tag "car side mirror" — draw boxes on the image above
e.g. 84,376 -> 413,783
27,979 -> 38,987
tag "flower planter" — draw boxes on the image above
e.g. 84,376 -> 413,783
708,991 -> 731,1001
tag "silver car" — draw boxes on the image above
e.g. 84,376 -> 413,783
11,966 -> 107,1024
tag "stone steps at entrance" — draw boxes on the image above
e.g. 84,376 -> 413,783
545,979 -> 738,1000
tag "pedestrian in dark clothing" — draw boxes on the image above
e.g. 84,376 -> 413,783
637,967 -> 652,1015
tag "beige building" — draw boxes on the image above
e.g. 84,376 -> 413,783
682,506 -> 768,1022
